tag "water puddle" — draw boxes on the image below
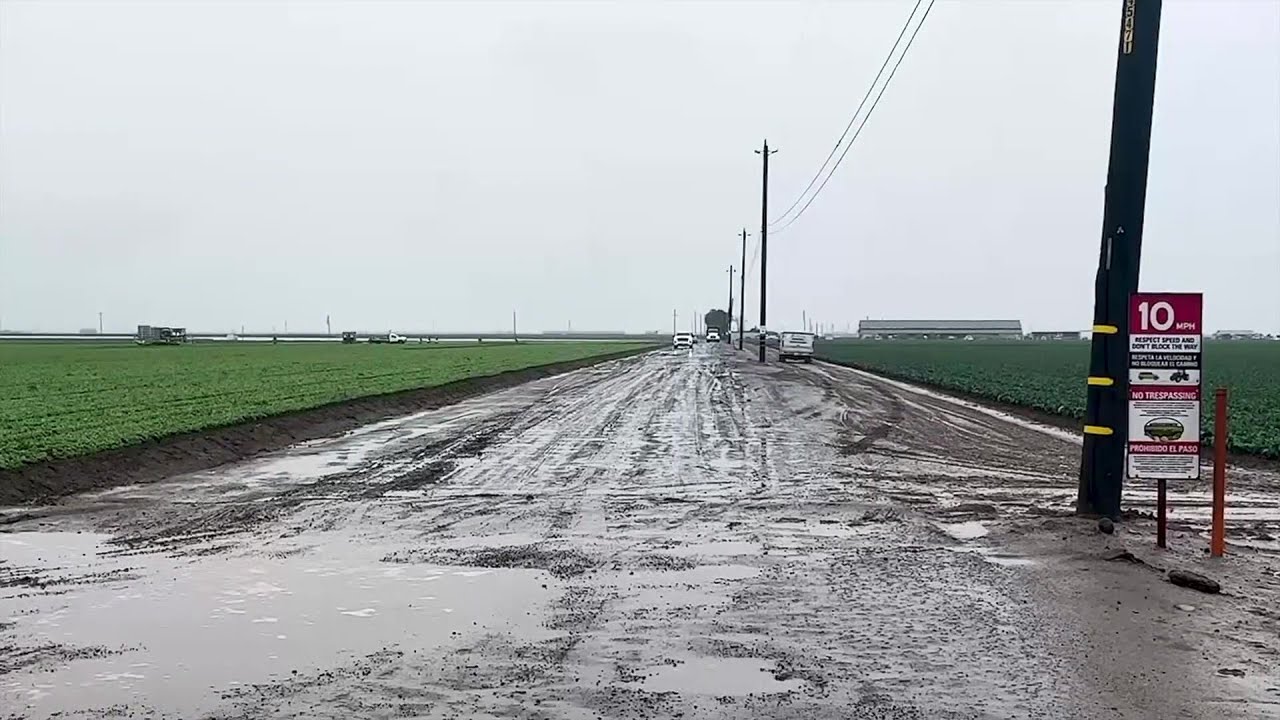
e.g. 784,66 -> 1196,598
939,520 -> 989,541
1,530 -> 554,718
644,656 -> 801,695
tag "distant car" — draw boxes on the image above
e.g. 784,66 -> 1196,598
673,333 -> 694,350
764,332 -> 781,349
706,328 -> 721,343
778,331 -> 815,363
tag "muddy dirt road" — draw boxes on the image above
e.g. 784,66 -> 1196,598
4,346 -> 1279,719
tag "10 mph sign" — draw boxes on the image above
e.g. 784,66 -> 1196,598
1127,293 -> 1203,480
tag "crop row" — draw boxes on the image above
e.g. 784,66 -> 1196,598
0,342 -> 651,470
815,340 -> 1280,458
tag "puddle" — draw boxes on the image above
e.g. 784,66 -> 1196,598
1,531 -> 554,718
644,657 -> 802,695
939,521 -> 989,541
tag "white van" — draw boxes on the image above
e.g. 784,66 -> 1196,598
778,332 -> 815,363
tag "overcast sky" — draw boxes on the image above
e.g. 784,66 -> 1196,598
2,0 -> 1277,334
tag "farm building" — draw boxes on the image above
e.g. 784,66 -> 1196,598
858,319 -> 1023,340
1028,331 -> 1083,340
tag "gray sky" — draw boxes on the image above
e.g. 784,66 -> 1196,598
2,0 -> 1277,334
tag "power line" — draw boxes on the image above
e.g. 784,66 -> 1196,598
771,0 -> 936,236
745,235 -> 762,276
769,0 -> 923,228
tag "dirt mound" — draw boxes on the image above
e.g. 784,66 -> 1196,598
0,348 -> 652,507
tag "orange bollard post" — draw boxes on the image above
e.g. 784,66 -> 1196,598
1211,388 -> 1228,558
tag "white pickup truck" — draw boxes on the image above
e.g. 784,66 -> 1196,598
778,331 -> 815,363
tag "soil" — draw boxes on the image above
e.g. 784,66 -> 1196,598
817,355 -> 1280,472
0,346 -> 653,507
3,346 -> 1278,719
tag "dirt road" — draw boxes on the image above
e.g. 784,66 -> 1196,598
4,346 -> 1279,719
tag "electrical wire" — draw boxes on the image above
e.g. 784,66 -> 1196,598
770,0 -> 936,236
745,236 -> 762,277
769,0 -> 922,229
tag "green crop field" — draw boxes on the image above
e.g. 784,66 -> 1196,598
816,340 -> 1280,458
0,341 -> 652,470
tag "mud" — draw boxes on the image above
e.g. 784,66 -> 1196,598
3,347 -> 1279,719
0,346 -> 653,507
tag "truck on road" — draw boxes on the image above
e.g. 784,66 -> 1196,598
778,331 -> 815,363
369,332 -> 407,345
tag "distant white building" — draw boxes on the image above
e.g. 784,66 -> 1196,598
858,319 -> 1023,340
1212,330 -> 1263,340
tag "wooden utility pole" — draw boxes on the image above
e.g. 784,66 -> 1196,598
738,229 -> 748,350
727,266 -> 735,341
755,141 -> 776,362
1078,0 -> 1163,519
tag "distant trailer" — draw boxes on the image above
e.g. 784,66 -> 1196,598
136,325 -> 188,345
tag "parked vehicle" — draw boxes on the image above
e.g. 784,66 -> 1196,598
369,332 -> 407,344
135,325 -> 187,346
778,331 -> 815,363
672,332 -> 694,350
764,331 -> 781,349
341,331 -> 358,344
706,328 -> 721,343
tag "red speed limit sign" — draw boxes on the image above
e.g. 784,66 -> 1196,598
1127,293 -> 1204,480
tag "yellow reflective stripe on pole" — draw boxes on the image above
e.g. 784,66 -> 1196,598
1083,425 -> 1114,436
1093,324 -> 1119,334
1087,376 -> 1115,386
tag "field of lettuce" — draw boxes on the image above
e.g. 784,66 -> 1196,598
0,341 -> 650,470
816,340 -> 1280,458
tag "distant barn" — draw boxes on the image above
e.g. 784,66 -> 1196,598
858,319 -> 1023,340
1028,331 -> 1083,341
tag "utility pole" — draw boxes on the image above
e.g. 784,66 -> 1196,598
754,140 -> 776,362
738,228 -> 748,350
802,310 -> 807,334
98,311 -> 103,334
326,314 -> 331,336
672,309 -> 677,336
512,310 -> 518,342
727,265 -> 735,341
1078,0 -> 1163,520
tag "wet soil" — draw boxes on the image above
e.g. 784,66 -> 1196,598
817,355 -> 1280,473
3,347 -> 1278,719
0,346 -> 654,507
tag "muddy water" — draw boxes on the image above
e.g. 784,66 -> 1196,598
3,347 -> 1279,719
